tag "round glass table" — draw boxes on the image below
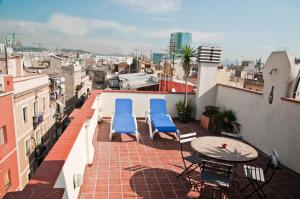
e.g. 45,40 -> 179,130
191,136 -> 258,163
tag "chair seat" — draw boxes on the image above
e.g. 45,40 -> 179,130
244,165 -> 265,182
201,171 -> 230,188
113,114 -> 136,134
183,154 -> 206,164
151,114 -> 177,132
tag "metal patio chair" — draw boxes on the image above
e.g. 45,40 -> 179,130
199,160 -> 233,198
177,132 -> 206,179
241,149 -> 280,199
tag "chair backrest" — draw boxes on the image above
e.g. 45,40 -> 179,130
265,149 -> 280,182
221,131 -> 243,139
115,98 -> 132,116
179,132 -> 197,158
179,132 -> 197,144
270,149 -> 280,169
150,99 -> 167,115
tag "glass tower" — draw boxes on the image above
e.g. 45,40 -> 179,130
170,32 -> 192,54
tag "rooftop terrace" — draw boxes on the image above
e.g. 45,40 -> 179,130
78,119 -> 300,199
4,50 -> 300,198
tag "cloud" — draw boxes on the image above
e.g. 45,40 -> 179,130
0,13 -> 137,39
48,13 -> 137,36
0,16 -> 152,54
109,0 -> 182,13
144,30 -> 224,41
49,14 -> 90,36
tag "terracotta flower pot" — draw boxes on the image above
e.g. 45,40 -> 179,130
200,115 -> 214,130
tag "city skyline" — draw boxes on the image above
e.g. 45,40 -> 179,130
0,0 -> 299,61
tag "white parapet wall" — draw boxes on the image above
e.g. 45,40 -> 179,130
54,97 -> 98,199
216,85 -> 300,173
98,92 -> 195,118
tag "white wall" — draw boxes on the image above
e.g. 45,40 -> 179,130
54,98 -> 98,199
99,92 -> 195,118
216,85 -> 300,173
195,63 -> 218,119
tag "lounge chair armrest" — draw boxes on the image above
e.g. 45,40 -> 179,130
145,110 -> 150,117
110,114 -> 114,132
167,114 -> 174,122
132,114 -> 138,132
145,110 -> 150,123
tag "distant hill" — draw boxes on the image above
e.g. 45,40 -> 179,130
14,46 -> 47,52
58,48 -> 91,54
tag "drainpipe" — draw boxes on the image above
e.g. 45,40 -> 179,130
4,44 -> 8,74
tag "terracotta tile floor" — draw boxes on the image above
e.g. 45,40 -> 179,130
79,119 -> 300,199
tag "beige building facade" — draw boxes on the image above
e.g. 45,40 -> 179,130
13,75 -> 51,188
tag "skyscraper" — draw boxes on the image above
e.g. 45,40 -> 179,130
170,32 -> 192,54
151,52 -> 165,65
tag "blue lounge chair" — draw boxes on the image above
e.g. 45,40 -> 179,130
110,98 -> 139,141
146,98 -> 180,140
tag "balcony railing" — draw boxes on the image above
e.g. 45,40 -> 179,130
54,112 -> 66,121
50,91 -> 64,102
33,112 -> 44,129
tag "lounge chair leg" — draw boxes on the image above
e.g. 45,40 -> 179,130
109,132 -> 113,141
148,118 -> 153,140
176,130 -> 180,141
136,133 -> 140,142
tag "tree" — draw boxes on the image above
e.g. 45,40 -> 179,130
181,46 -> 196,107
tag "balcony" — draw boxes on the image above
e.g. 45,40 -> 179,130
50,77 -> 65,103
32,112 -> 44,129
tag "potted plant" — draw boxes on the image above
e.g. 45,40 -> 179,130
200,106 -> 219,130
176,100 -> 193,122
174,46 -> 196,122
213,109 -> 241,135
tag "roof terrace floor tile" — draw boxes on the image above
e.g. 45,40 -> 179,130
78,119 -> 300,199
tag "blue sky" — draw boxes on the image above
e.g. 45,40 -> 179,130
0,0 -> 299,61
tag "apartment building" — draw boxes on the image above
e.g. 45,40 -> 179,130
12,74 -> 51,188
61,63 -> 91,113
0,75 -> 19,197
48,76 -> 67,141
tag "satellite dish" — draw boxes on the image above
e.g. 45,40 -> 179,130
37,69 -> 42,74
106,74 -> 112,79
60,77 -> 65,82
127,57 -> 133,65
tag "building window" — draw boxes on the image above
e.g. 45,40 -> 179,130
42,97 -> 46,112
23,106 -> 28,123
33,101 -> 38,116
35,130 -> 41,145
0,126 -> 7,145
4,170 -> 11,190
25,138 -> 33,156
44,123 -> 47,133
